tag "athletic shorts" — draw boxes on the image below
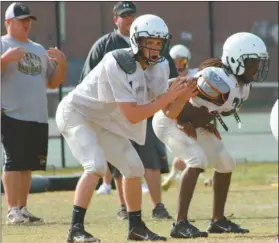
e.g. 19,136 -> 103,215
1,114 -> 49,171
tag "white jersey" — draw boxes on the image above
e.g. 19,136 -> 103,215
191,67 -> 250,114
66,49 -> 170,145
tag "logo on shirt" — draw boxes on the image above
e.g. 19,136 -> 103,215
38,155 -> 47,165
18,52 -> 42,76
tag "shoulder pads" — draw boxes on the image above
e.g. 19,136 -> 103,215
112,49 -> 137,74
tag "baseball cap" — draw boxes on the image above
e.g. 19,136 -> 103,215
113,1 -> 136,16
5,2 -> 37,21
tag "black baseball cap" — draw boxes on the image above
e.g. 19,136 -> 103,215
5,2 -> 37,21
113,1 -> 136,16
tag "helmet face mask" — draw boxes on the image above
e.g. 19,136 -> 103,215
221,32 -> 269,83
169,44 -> 191,75
130,14 -> 171,65
231,55 -> 269,83
174,57 -> 189,72
132,32 -> 171,65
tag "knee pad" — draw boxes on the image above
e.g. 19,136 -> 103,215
214,149 -> 236,173
82,160 -> 107,176
122,162 -> 145,179
119,149 -> 145,179
182,145 -> 208,171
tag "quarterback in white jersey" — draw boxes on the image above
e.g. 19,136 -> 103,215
153,32 -> 269,238
270,99 -> 278,142
56,14 -> 197,242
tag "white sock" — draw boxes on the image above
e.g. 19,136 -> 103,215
167,167 -> 179,181
10,207 -> 20,212
103,183 -> 111,189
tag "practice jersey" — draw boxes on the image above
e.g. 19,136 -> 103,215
191,67 -> 250,115
66,48 -> 170,145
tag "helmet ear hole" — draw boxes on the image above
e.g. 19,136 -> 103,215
231,57 -> 235,63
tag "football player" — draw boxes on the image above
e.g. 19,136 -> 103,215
153,32 -> 269,238
270,99 -> 278,142
56,14 -> 197,242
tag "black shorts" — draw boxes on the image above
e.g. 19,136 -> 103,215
1,114 -> 49,171
131,117 -> 169,174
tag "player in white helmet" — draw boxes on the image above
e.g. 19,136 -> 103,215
162,44 -> 198,191
169,44 -> 198,77
270,99 -> 278,142
153,32 -> 269,238
56,14 -> 197,242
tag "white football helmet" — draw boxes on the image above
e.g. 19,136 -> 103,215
170,44 -> 191,60
130,14 -> 171,64
221,32 -> 269,82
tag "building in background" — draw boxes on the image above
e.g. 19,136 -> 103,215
1,1 -> 278,114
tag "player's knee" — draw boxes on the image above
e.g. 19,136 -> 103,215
214,151 -> 236,173
82,160 -> 107,177
121,162 -> 145,178
174,158 -> 186,171
185,146 -> 208,170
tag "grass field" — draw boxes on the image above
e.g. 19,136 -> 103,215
2,163 -> 278,243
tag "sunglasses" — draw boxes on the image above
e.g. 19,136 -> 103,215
119,11 -> 136,18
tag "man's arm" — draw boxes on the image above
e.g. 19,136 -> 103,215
47,47 -> 67,89
118,92 -> 177,124
162,77 -> 198,119
1,47 -> 25,72
80,37 -> 107,81
118,79 -> 189,124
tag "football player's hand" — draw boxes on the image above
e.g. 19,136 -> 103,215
177,122 -> 197,140
167,77 -> 188,101
2,47 -> 25,62
178,77 -> 199,102
203,123 -> 222,140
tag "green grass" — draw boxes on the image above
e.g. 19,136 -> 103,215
2,162 -> 278,243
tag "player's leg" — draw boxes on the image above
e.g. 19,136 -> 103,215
162,157 -> 185,191
18,121 -> 48,222
152,112 -> 208,238
132,118 -> 172,219
1,115 -> 29,224
100,133 -> 166,241
109,165 -> 128,220
199,128 -> 249,234
56,101 -> 102,242
96,163 -> 112,195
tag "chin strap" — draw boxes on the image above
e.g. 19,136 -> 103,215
212,111 -> 242,132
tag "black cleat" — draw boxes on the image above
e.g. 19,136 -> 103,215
152,203 -> 173,220
208,217 -> 250,234
117,205 -> 128,220
128,221 -> 167,241
170,220 -> 208,238
66,223 -> 101,242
